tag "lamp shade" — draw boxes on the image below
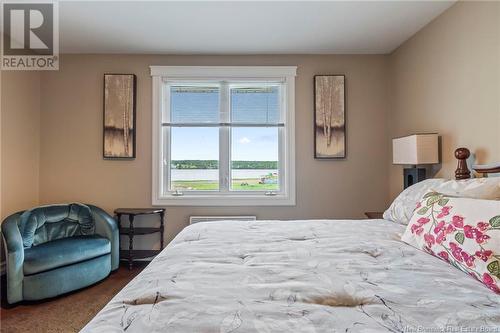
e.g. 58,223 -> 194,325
392,134 -> 439,165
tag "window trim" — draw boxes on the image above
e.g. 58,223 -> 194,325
151,66 -> 296,206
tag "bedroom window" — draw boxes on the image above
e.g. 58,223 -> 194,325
151,66 -> 296,206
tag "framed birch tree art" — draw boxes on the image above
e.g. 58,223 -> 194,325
103,74 -> 136,159
314,75 -> 346,159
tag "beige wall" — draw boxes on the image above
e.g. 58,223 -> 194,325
1,71 -> 41,219
389,1 -> 500,198
37,54 -> 390,245
4,1 -> 497,247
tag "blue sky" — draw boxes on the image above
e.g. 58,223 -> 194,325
170,127 -> 278,161
169,86 -> 279,161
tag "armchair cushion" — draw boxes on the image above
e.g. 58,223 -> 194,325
19,204 -> 95,248
23,235 -> 110,275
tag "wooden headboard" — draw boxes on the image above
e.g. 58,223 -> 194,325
454,147 -> 500,179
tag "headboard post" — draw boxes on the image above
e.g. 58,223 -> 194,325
455,148 -> 471,180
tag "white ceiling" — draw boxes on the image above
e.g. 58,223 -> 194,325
59,1 -> 455,54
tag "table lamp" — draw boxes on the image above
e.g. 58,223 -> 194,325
393,134 -> 439,188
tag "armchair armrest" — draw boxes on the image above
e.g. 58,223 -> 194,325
88,205 -> 119,271
1,212 -> 25,304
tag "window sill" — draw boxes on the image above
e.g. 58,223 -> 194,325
152,194 -> 296,206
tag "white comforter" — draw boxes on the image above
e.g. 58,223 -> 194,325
82,220 -> 500,332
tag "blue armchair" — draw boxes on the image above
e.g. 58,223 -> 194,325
1,203 -> 119,304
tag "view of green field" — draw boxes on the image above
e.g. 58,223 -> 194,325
171,180 -> 279,191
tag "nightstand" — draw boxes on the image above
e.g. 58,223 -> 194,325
364,211 -> 384,219
115,208 -> 165,270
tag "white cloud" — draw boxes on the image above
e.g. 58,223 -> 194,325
239,137 -> 251,144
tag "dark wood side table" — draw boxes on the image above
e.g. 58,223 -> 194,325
114,208 -> 165,270
364,211 -> 384,219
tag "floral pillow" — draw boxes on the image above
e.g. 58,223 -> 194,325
401,192 -> 500,293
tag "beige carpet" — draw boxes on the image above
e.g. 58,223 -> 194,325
0,263 -> 145,333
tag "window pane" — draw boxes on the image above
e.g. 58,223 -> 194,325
230,85 -> 280,123
231,127 -> 279,191
170,127 -> 219,191
170,85 -> 219,123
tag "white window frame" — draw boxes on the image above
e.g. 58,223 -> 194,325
151,66 -> 296,206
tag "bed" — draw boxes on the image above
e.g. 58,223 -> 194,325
82,150 -> 500,332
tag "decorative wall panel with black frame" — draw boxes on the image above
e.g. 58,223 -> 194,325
314,75 -> 346,159
103,74 -> 136,159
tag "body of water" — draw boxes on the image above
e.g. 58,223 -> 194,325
171,169 -> 277,181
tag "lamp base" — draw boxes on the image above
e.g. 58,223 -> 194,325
404,167 -> 426,189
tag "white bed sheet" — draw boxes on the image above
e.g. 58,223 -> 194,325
82,219 -> 499,332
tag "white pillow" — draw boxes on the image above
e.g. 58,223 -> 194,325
384,178 -> 500,225
436,178 -> 500,200
384,179 -> 447,225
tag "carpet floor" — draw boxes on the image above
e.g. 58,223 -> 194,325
0,263 -> 146,333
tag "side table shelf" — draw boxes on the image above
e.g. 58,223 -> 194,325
119,227 -> 161,235
119,249 -> 161,260
364,211 -> 384,219
115,208 -> 166,270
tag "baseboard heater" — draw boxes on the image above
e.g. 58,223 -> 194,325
189,216 -> 256,224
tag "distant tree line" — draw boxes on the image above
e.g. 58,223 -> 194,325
172,160 -> 277,169
232,161 -> 278,169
